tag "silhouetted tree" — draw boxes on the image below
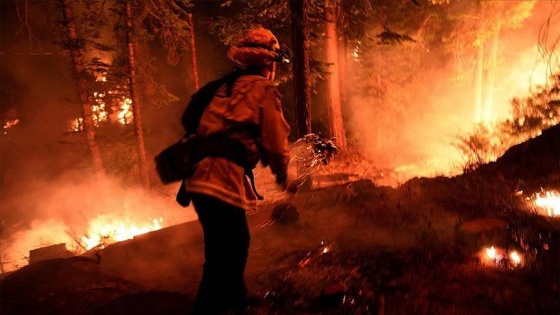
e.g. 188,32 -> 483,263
57,0 -> 106,178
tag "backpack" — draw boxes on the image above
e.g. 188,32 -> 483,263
154,68 -> 265,200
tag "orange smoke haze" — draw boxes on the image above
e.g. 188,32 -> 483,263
346,1 -> 559,184
1,175 -> 196,272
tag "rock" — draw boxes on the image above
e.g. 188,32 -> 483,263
271,203 -> 300,224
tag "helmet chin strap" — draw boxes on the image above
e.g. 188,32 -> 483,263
264,62 -> 277,82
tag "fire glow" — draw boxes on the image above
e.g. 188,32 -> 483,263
70,75 -> 134,132
3,118 -> 20,134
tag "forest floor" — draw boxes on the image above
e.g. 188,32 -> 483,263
1,125 -> 559,315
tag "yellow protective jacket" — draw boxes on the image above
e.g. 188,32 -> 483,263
184,74 -> 291,211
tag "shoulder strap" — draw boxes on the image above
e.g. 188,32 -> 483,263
181,67 -> 264,136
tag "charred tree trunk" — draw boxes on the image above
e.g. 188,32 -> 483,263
125,1 -> 151,189
289,0 -> 312,138
325,1 -> 347,151
58,0 -> 105,178
187,13 -> 199,91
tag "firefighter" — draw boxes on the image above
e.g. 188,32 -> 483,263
183,28 -> 296,314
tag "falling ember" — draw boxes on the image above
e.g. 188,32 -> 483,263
298,257 -> 312,268
81,215 -> 163,250
534,190 -> 560,217
3,118 -> 20,134
321,245 -> 331,254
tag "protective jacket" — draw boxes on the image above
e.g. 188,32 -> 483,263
183,74 -> 290,211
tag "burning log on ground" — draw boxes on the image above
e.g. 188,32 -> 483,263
29,243 -> 74,265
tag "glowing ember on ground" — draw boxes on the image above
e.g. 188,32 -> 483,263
534,190 -> 560,217
69,73 -> 134,132
481,246 -> 523,268
81,215 -> 163,250
485,246 -> 497,260
3,118 -> 20,129
509,251 -> 522,266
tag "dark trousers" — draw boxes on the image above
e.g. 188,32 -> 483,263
191,193 -> 250,315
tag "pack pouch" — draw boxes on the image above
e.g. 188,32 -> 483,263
154,135 -> 196,184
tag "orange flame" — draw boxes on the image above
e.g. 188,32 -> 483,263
535,190 -> 560,217
117,98 -> 133,125
69,74 -> 134,131
81,215 -> 163,250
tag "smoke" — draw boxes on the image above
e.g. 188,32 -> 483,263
344,1 -> 558,184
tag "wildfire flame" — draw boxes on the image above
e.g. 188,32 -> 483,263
534,190 -> 560,217
69,75 -> 134,132
81,215 -> 163,250
117,97 -> 133,125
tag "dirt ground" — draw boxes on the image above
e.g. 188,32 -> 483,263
1,125 -> 559,315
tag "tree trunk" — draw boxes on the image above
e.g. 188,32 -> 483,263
324,1 -> 347,150
187,13 -> 199,91
125,1 -> 151,189
289,0 -> 312,138
58,0 -> 105,178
